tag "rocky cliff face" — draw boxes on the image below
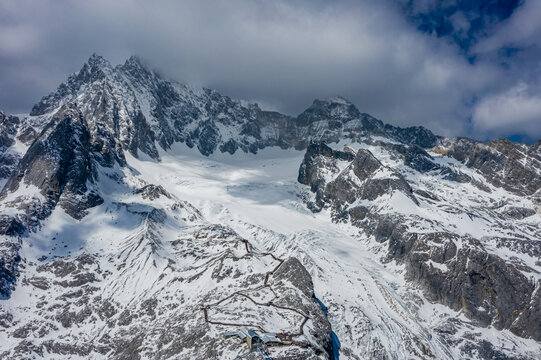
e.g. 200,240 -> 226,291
0,111 -> 21,182
298,140 -> 541,353
299,143 -> 418,213
1,104 -> 103,228
442,137 -> 541,196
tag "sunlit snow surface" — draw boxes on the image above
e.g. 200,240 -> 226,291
129,143 -> 540,358
1,141 -> 540,359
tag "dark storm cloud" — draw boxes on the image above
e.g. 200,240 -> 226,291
0,0 -> 540,141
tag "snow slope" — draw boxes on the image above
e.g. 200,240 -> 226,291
121,142 -> 541,359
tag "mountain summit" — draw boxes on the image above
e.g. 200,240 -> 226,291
29,54 -> 441,158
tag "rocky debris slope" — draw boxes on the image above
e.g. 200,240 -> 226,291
0,176 -> 334,359
298,140 -> 541,355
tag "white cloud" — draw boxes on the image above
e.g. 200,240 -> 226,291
0,0 -> 539,142
473,83 -> 541,139
474,0 -> 541,54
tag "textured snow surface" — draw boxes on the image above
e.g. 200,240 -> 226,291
131,143 -> 541,359
1,54 -> 540,359
1,139 -> 540,359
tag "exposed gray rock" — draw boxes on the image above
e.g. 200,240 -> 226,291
134,184 -> 172,200
31,53 -> 113,116
444,138 -> 541,196
375,142 -> 439,173
0,103 -> 103,232
511,286 -> 541,341
361,209 -> 541,343
0,216 -> 25,236
0,238 -> 21,299
0,111 -> 21,181
270,257 -> 334,358
502,206 -> 537,219
298,140 -> 541,347
299,142 -> 418,214
384,124 -> 439,148
273,257 -> 315,298
351,148 -> 382,179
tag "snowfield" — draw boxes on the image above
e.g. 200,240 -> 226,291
129,142 -> 541,359
1,135 -> 540,359
1,130 -> 540,359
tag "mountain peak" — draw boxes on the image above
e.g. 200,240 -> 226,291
319,96 -> 352,105
297,96 -> 360,126
86,53 -> 111,69
120,55 -> 155,81
78,53 -> 113,81
122,55 -> 147,70
29,54 -> 113,116
308,96 -> 355,109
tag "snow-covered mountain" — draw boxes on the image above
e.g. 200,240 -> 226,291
0,54 -> 540,359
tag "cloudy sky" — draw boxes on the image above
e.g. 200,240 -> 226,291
1,0 -> 540,143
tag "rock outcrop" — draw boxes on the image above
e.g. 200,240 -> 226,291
1,103 -> 103,230
299,142 -> 418,213
0,111 -> 21,181
298,139 -> 541,349
443,138 -> 541,196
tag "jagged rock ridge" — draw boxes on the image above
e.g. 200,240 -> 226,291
29,54 -> 440,159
